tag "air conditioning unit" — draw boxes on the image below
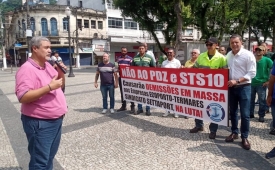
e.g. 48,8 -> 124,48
93,33 -> 98,38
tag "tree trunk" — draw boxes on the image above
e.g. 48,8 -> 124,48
174,0 -> 183,55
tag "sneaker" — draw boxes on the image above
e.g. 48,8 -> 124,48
189,127 -> 204,133
174,113 -> 179,118
135,110 -> 143,115
145,110 -> 151,116
117,107 -> 126,112
130,106 -> 135,114
266,147 -> 275,159
183,116 -> 189,119
110,109 -> 115,114
259,116 -> 265,122
102,109 -> 107,114
269,128 -> 275,135
162,111 -> 170,117
250,115 -> 255,118
266,109 -> 270,114
209,132 -> 216,139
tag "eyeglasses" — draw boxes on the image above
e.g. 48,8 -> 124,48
167,52 -> 173,54
206,43 -> 213,47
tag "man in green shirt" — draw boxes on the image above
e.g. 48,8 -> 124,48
250,46 -> 273,122
132,44 -> 156,116
190,37 -> 227,140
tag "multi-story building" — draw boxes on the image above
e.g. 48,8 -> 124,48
57,0 -> 202,63
4,1 -> 107,66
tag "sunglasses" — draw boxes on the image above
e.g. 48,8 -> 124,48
255,49 -> 263,52
206,43 -> 213,47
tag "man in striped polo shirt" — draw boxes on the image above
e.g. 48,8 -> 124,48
117,47 -> 135,113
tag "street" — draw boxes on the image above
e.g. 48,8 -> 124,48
0,67 -> 275,170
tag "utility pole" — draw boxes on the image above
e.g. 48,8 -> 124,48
0,10 -> 7,69
75,8 -> 80,68
26,0 -> 32,57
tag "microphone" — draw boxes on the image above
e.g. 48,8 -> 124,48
52,57 -> 67,74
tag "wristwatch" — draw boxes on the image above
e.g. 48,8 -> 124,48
237,80 -> 240,84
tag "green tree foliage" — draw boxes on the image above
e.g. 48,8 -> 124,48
0,0 -> 21,14
113,0 -> 192,54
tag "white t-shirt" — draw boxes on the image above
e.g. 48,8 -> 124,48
161,58 -> 181,68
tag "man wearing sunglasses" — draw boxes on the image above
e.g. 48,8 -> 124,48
250,46 -> 273,122
189,37 -> 227,140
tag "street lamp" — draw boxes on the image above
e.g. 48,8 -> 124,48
65,6 -> 75,77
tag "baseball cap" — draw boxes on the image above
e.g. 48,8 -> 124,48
205,37 -> 218,44
255,46 -> 265,51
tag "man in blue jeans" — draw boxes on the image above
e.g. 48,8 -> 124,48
132,43 -> 156,116
250,46 -> 273,122
266,61 -> 275,158
94,53 -> 118,114
226,34 -> 256,150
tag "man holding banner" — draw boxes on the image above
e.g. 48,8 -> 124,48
161,48 -> 181,118
226,34 -> 256,150
132,43 -> 156,116
189,37 -> 227,140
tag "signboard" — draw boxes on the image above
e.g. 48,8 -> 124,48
14,43 -> 22,48
120,66 -> 229,126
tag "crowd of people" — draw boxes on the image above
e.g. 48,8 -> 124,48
94,34 -> 275,158
14,35 -> 275,169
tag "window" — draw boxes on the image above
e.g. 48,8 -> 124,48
124,19 -> 137,30
79,0 -> 82,8
63,18 -> 68,31
50,18 -> 58,36
108,17 -> 122,28
185,29 -> 193,36
91,20 -> 96,29
197,31 -> 200,39
83,20 -> 89,28
155,24 -> 163,31
67,0 -> 70,6
77,19 -> 82,29
98,21 -> 103,29
22,19 -> 26,30
41,18 -> 48,36
30,17 -> 35,31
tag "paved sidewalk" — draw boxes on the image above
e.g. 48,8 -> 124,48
0,68 -> 275,170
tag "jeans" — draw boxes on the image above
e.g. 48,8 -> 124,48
21,114 -> 64,170
100,84 -> 115,109
271,99 -> 275,128
118,77 -> 135,108
229,85 -> 251,138
195,119 -> 218,133
250,85 -> 267,117
138,104 -> 150,111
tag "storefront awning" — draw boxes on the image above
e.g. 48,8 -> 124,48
93,51 -> 105,56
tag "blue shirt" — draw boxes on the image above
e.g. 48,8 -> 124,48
97,62 -> 115,85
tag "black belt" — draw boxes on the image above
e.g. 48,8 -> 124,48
232,83 -> 251,88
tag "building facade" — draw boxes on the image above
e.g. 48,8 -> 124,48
4,2 -> 107,66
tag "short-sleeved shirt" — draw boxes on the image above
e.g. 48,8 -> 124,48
97,62 -> 115,85
117,55 -> 133,76
184,59 -> 196,68
15,58 -> 67,119
252,57 -> 273,86
194,51 -> 227,69
271,63 -> 275,98
162,58 -> 181,68
132,54 -> 156,67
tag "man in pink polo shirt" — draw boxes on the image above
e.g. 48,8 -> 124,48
15,36 -> 67,170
